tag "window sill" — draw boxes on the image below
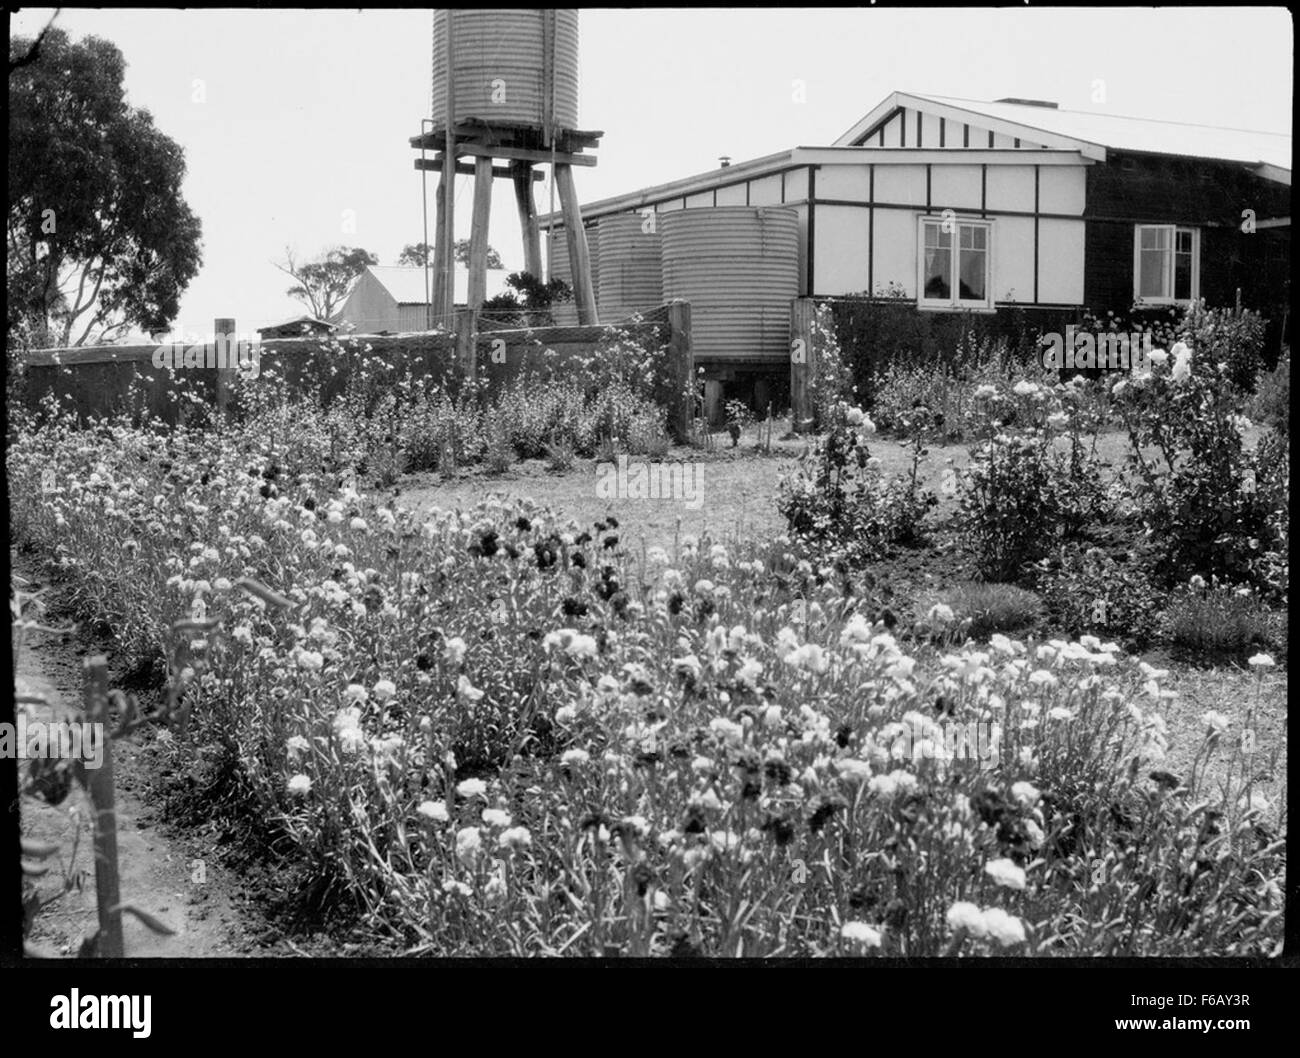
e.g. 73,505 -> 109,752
917,301 -> 997,314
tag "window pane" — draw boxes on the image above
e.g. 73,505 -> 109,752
924,246 -> 951,299
970,225 -> 987,249
959,248 -> 986,300
1174,246 -> 1193,300
1176,229 -> 1193,253
1140,226 -> 1170,250
924,222 -> 951,249
1139,248 -> 1168,298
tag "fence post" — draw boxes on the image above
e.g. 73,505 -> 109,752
84,656 -> 124,958
790,298 -> 817,433
214,316 -> 236,416
667,300 -> 694,442
456,307 -> 478,385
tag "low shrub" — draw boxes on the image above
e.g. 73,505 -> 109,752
936,581 -> 1044,639
778,403 -> 936,567
1034,547 -> 1165,648
1163,581 -> 1285,660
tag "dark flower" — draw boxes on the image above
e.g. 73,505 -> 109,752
415,653 -> 432,671
515,517 -> 532,532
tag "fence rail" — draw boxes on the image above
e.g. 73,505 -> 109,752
20,302 -> 695,439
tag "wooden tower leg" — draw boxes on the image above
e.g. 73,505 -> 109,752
468,155 -> 494,309
513,163 -> 543,280
555,162 -> 598,326
432,168 -> 451,325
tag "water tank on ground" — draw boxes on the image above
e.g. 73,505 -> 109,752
597,213 -> 664,323
660,206 -> 799,363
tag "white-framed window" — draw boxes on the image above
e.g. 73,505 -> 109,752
1133,224 -> 1199,304
918,215 -> 993,310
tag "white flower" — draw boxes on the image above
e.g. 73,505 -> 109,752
296,650 -> 324,671
456,778 -> 487,799
946,901 -> 985,935
927,603 -> 956,625
455,826 -> 483,863
498,825 -> 532,850
1201,711 -> 1231,735
457,675 -> 484,702
333,707 -> 367,755
286,735 -> 310,760
560,748 -> 590,766
1247,653 -> 1275,669
481,808 -> 513,828
372,678 -> 397,701
287,773 -> 312,796
417,800 -> 449,822
1011,781 -> 1040,808
1013,380 -> 1040,397
984,857 -> 1027,890
980,907 -> 1027,946
444,636 -> 467,665
841,921 -> 883,948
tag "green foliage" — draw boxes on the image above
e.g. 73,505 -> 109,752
481,272 -> 573,327
1247,353 -> 1289,433
1163,582 -> 1284,660
938,582 -> 1044,639
1111,342 -> 1286,592
8,27 -> 203,346
278,246 -> 378,323
1035,548 -> 1165,648
778,404 -> 936,567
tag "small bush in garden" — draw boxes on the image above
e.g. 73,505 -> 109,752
1163,580 -> 1284,660
1248,353 -> 1289,434
723,399 -> 752,447
1034,547 -> 1165,648
483,430 -> 515,476
1179,300 -> 1266,395
957,432 -> 1076,583
778,402 -> 936,567
545,437 -> 576,472
937,581 -> 1043,639
1111,340 -> 1287,592
806,302 -> 857,431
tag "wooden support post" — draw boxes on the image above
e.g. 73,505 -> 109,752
214,317 -> 236,416
667,299 -> 694,443
789,298 -> 817,434
468,156 -> 494,310
455,306 -> 477,385
84,655 -> 124,958
555,163 -> 598,325
440,10 -> 457,320
514,163 -> 543,280
432,171 -> 450,326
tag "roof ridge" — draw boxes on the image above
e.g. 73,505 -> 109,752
914,92 -> 1290,139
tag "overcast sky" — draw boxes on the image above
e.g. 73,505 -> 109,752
12,7 -> 1293,338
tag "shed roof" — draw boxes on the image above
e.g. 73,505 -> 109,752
365,264 -> 512,306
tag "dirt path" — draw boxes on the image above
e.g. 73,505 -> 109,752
16,571 -> 256,958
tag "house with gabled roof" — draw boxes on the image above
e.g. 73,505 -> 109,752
546,91 -> 1289,354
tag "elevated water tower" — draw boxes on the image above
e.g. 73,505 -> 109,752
410,9 -> 602,325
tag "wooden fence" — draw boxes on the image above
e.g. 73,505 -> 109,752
21,301 -> 696,440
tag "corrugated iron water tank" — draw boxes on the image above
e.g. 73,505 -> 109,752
546,225 -> 599,325
660,207 -> 799,362
431,9 -> 580,132
597,213 -> 663,322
